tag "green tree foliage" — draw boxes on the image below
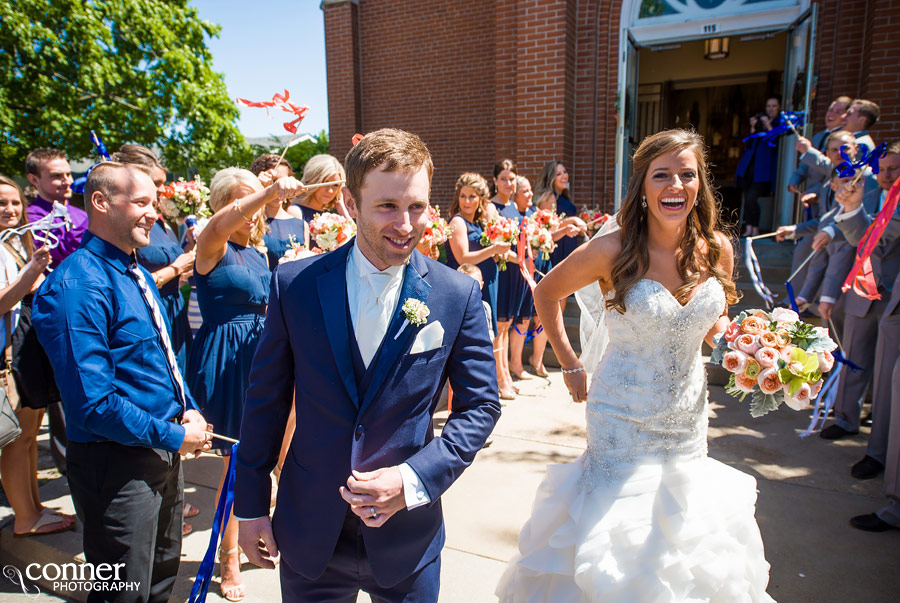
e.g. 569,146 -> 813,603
0,0 -> 251,176
250,130 -> 330,175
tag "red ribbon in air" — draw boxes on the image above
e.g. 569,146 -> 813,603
517,228 -> 537,292
841,177 -> 900,300
351,133 -> 364,146
235,90 -> 309,134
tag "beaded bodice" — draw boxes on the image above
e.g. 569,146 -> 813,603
582,278 -> 726,488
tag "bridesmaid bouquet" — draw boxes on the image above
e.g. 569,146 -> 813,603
278,236 -> 319,264
579,208 -> 611,235
158,177 -> 211,220
479,216 -> 519,270
710,308 -> 838,417
417,205 -> 453,260
309,213 -> 356,252
520,212 -> 557,261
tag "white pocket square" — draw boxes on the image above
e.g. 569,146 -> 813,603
410,321 -> 444,354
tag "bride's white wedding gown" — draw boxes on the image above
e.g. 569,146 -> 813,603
497,278 -> 775,602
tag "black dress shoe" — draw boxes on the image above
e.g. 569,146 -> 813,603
820,424 -> 859,440
850,513 -> 898,532
861,412 -> 873,427
851,455 -> 884,480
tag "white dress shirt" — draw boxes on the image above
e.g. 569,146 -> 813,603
346,242 -> 431,510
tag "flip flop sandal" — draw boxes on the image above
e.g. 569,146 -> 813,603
184,502 -> 200,518
182,522 -> 193,537
14,509 -> 76,538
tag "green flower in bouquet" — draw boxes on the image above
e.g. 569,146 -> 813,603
777,348 -> 822,396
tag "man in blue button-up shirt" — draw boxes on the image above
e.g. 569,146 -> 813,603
33,162 -> 211,602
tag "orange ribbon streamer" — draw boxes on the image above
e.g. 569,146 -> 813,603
841,177 -> 900,300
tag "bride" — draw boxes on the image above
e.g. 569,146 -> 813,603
496,129 -> 775,602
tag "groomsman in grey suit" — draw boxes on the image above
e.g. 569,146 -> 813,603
823,143 -> 900,451
844,98 -> 879,156
832,144 -> 900,532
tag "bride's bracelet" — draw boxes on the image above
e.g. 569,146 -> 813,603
561,367 -> 584,374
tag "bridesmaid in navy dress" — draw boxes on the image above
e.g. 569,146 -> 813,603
190,167 -> 305,601
490,159 -> 522,397
136,219 -> 195,372
249,154 -> 310,267
536,161 -> 587,314
507,176 -> 577,381
288,154 -> 351,224
445,172 -> 515,399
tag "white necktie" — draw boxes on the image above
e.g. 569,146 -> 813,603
128,263 -> 187,411
356,271 -> 394,368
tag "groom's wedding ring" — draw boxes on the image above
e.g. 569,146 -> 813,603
370,506 -> 378,519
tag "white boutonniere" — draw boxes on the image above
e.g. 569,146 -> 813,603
395,298 -> 430,339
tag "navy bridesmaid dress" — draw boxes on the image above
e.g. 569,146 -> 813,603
136,220 -> 192,373
445,216 -> 498,335
187,241 -> 270,450
264,216 -> 306,268
549,193 -> 583,267
493,201 -> 523,324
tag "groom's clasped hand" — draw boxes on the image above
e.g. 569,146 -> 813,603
339,467 -> 407,528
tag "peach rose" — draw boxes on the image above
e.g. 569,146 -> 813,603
810,379 -> 824,399
757,367 -> 784,395
736,333 -> 761,355
775,330 -> 792,348
723,320 -> 742,343
734,372 -> 757,393
744,359 -> 762,379
740,315 -> 767,336
754,347 -> 780,369
723,350 -> 750,374
758,331 -> 780,349
818,350 -> 835,372
784,382 -> 813,410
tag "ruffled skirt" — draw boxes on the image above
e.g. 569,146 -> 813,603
496,453 -> 775,602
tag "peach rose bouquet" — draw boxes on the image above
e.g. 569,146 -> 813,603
710,308 -> 837,417
479,216 -> 519,270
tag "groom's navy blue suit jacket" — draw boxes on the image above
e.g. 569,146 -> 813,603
234,240 -> 501,587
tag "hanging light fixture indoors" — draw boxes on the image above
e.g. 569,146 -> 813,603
704,37 -> 730,60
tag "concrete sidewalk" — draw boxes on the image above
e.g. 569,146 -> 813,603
2,369 -> 899,602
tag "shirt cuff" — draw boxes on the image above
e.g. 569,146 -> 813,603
234,515 -> 267,521
821,226 -> 836,239
399,462 -> 431,510
834,206 -> 863,222
819,296 -> 837,304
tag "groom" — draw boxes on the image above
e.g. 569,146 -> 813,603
235,128 -> 501,601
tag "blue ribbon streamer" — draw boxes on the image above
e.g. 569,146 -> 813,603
833,349 -> 864,373
743,111 -> 806,147
836,142 -> 888,177
785,281 -> 800,314
71,130 -> 112,194
513,323 -> 543,344
188,442 -> 238,603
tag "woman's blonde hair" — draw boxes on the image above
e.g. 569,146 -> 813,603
449,173 -> 490,224
209,167 -> 267,250
298,154 -> 345,207
0,175 -> 34,258
607,129 -> 739,314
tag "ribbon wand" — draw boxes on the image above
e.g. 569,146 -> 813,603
210,432 -> 239,444
784,248 -> 817,313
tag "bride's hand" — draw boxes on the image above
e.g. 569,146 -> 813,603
562,365 -> 588,403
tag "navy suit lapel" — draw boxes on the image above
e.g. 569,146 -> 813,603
317,243 -> 360,406
359,252 -> 432,415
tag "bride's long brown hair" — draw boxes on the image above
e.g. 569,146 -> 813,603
606,129 -> 739,314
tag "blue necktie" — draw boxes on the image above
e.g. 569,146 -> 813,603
128,263 -> 187,412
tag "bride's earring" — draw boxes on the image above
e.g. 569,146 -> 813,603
641,195 -> 647,209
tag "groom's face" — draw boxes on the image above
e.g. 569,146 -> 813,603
345,163 -> 430,270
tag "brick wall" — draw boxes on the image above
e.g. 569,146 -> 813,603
323,0 -> 895,212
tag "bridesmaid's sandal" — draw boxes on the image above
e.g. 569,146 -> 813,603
218,547 -> 245,602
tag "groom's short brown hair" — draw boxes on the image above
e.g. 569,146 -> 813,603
344,129 -> 433,201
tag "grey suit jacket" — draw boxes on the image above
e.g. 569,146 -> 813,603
789,129 -> 834,219
835,194 -> 900,317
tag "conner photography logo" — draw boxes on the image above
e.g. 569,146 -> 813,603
3,563 -> 140,596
